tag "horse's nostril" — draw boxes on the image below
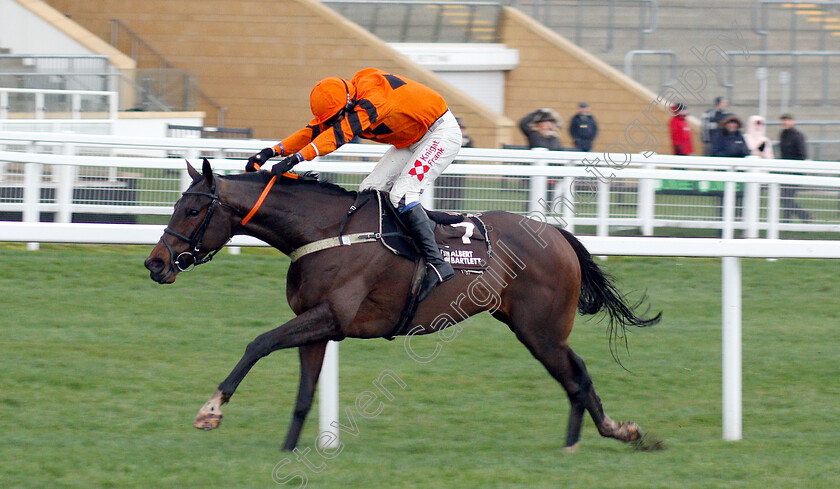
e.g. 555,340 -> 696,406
145,257 -> 164,273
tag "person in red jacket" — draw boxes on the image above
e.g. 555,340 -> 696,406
245,68 -> 461,301
669,103 -> 693,156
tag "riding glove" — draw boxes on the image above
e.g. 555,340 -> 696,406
245,147 -> 276,172
271,153 -> 304,177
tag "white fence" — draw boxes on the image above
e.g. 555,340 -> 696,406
0,89 -> 118,135
1,131 -> 840,443
1,131 -> 840,239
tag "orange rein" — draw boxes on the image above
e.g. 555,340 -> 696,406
240,163 -> 298,226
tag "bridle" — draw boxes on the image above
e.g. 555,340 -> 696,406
162,182 -> 239,272
161,173 -> 279,273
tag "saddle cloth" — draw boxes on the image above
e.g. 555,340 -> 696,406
375,192 -> 491,271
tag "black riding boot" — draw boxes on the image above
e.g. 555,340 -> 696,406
401,203 -> 455,302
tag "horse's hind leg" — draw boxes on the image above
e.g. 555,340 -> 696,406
282,341 -> 327,451
565,349 -> 641,447
500,311 -> 639,449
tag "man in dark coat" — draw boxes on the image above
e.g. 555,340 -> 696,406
519,108 -> 564,150
711,115 -> 750,157
569,102 -> 598,151
777,114 -> 812,221
701,96 -> 732,155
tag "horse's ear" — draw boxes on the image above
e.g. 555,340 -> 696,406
186,160 -> 201,180
202,158 -> 215,187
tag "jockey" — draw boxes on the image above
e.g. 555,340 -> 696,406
246,67 -> 460,301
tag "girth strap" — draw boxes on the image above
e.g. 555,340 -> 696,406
288,232 -> 381,262
288,190 -> 404,262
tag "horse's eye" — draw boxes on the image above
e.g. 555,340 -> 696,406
187,209 -> 200,217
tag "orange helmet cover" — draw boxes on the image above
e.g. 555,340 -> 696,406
309,77 -> 353,125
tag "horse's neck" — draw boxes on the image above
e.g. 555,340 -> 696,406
224,179 -> 354,255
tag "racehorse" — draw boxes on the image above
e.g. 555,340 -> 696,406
144,159 -> 661,451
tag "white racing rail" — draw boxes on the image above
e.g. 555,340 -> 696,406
2,131 -> 840,444
1,130 -> 840,237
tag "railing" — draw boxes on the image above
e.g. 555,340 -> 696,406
0,88 -> 118,135
623,50 -> 677,91
720,50 -> 840,107
0,87 -> 118,119
0,54 -> 186,113
109,19 -> 227,125
166,124 -> 253,140
512,0 -> 657,52
323,0 -> 504,42
0,54 -> 114,92
753,1 -> 840,53
1,131 -> 838,240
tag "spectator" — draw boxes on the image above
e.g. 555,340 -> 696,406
669,103 -> 693,155
743,115 -> 774,159
711,115 -> 749,157
777,113 -> 812,222
778,113 -> 807,160
701,96 -> 732,155
457,117 -> 474,149
568,102 -> 598,151
519,108 -> 564,150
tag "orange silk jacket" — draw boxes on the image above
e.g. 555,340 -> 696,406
275,68 -> 449,161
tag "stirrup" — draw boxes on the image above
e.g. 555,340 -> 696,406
417,263 -> 454,303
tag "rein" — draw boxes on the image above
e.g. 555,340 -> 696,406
241,174 -> 279,225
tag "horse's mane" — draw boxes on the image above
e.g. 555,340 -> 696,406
222,170 -> 357,197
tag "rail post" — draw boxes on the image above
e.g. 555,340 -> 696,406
722,255 -> 743,441
743,167 -> 761,239
528,149 -> 548,215
23,146 -> 42,251
638,163 -> 655,235
767,183 -> 781,239
722,180 -> 737,239
56,144 -> 76,224
319,341 -> 340,449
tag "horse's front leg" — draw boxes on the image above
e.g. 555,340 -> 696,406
194,303 -> 340,430
282,341 -> 327,451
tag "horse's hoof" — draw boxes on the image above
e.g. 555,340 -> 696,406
193,390 -> 228,430
194,412 -> 223,430
563,443 -> 580,453
617,422 -> 641,442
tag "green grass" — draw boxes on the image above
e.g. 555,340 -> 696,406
1,244 -> 839,488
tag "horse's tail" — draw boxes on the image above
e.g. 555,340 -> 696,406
558,228 -> 661,361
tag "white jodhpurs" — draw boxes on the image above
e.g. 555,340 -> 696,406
359,110 -> 462,209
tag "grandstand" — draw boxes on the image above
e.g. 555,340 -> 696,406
2,1 -> 839,156
516,0 -> 840,157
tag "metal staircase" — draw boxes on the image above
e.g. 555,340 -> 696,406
108,19 -> 227,125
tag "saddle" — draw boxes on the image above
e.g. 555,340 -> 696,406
338,191 -> 493,340
370,191 -> 492,272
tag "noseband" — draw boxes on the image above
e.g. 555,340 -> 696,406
162,184 -> 237,272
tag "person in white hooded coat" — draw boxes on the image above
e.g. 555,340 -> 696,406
743,115 -> 775,159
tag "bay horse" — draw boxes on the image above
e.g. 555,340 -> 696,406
144,159 -> 660,451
